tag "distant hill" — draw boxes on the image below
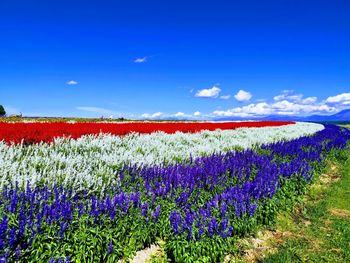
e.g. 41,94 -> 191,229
303,109 -> 350,122
213,108 -> 350,122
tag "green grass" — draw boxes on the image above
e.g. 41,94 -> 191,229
262,155 -> 350,262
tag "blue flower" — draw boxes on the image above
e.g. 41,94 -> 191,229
152,204 -> 161,222
108,240 -> 113,254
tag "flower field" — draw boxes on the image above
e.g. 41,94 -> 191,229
0,121 -> 349,262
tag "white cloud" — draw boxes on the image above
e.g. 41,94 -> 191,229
141,112 -> 164,119
141,113 -> 150,118
287,94 -> 303,102
174,112 -> 185,117
134,57 -> 147,63
76,106 -> 116,116
152,112 -> 163,118
67,80 -> 78,85
274,91 -> 319,105
326,93 -> 350,104
302,97 -> 317,104
194,111 -> 201,117
213,102 -> 271,118
141,111 -> 204,120
220,95 -> 231,100
273,90 -> 303,102
234,90 -> 252,102
195,86 -> 221,98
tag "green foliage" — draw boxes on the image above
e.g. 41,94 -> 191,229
0,105 -> 5,116
166,236 -> 237,263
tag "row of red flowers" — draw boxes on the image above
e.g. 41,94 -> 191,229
0,121 -> 294,144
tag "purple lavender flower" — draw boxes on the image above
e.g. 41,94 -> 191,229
108,240 -> 113,254
152,205 -> 161,222
0,216 -> 8,241
183,210 -> 194,230
196,220 -> 204,239
170,210 -> 182,235
8,228 -> 16,248
78,203 -> 84,217
248,203 -> 258,216
15,245 -> 21,261
220,218 -> 229,232
220,203 -> 227,217
0,239 -> 4,251
9,190 -> 18,213
208,217 -> 218,236
59,222 -> 68,240
141,201 -> 149,217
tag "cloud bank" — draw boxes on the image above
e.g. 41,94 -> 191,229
142,90 -> 350,120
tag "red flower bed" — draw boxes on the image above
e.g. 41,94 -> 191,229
0,121 -> 294,144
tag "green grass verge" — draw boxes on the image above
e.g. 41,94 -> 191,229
262,154 -> 350,262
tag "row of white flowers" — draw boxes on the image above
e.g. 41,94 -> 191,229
0,122 -> 324,193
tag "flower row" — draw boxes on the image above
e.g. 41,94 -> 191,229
0,122 -> 323,192
0,121 -> 293,144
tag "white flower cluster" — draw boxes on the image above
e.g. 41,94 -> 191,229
0,122 -> 324,193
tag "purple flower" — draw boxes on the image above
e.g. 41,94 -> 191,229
9,190 -> 18,213
248,203 -> 258,216
220,218 -> 229,232
141,201 -> 149,217
78,203 -> 84,217
0,239 -> 4,251
59,222 -> 68,240
208,217 -> 218,236
108,240 -> 113,254
8,228 -> 16,248
220,203 -> 227,217
0,216 -> 8,241
170,210 -> 182,235
152,205 -> 161,222
183,210 -> 194,231
196,220 -> 204,239
15,245 -> 21,261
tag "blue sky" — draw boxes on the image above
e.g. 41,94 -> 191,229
0,0 -> 350,119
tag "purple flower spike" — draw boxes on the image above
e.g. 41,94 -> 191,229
108,240 -> 113,254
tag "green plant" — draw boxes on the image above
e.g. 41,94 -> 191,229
0,105 -> 5,116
